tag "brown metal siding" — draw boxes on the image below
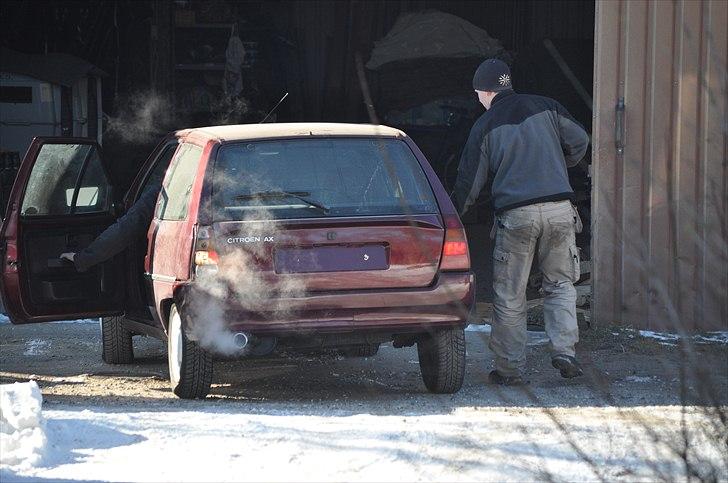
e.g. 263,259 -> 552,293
592,0 -> 728,331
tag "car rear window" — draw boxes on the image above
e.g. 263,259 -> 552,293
212,138 -> 439,220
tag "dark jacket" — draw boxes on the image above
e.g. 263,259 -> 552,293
74,188 -> 159,272
453,90 -> 589,215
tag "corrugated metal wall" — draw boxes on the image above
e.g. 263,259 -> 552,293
592,0 -> 728,331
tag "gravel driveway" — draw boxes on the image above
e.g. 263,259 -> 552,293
1,320 -> 726,481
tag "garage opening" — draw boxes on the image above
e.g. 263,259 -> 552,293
0,0 -> 596,311
143,0 -> 595,311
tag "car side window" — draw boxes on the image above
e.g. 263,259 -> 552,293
136,143 -> 178,201
158,143 -> 202,221
21,143 -> 110,216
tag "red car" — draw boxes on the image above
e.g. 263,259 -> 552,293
1,123 -> 474,398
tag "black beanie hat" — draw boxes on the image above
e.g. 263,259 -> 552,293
472,58 -> 512,92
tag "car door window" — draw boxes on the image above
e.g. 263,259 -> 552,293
137,143 -> 178,200
72,151 -> 109,213
21,143 -> 110,216
158,143 -> 202,221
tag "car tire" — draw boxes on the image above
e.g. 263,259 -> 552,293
101,316 -> 134,364
167,304 -> 212,399
417,327 -> 465,394
342,343 -> 380,358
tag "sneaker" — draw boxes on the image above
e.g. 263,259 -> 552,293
551,355 -> 584,378
488,370 -> 526,386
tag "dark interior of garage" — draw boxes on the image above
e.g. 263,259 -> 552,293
1,0 -> 595,306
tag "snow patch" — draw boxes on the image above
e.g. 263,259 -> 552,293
694,332 -> 728,344
638,330 -> 679,343
23,340 -> 51,356
3,405 -> 724,482
0,381 -> 46,470
52,318 -> 100,325
625,375 -> 654,383
638,330 -> 728,346
0,316 -> 98,325
527,334 -> 550,346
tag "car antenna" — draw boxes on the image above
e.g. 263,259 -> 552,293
259,92 -> 289,124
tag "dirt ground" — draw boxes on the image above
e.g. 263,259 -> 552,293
1,320 -> 725,410
2,320 -> 727,481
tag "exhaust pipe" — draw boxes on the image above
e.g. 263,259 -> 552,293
233,332 -> 250,349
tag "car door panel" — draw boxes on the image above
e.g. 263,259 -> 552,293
0,137 -> 124,324
22,217 -> 120,306
121,137 -> 181,325
144,140 -> 209,328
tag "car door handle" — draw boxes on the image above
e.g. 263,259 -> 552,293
615,97 -> 625,156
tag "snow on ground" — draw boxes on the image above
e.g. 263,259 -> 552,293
0,382 -> 46,470
694,332 -> 728,344
0,403 -> 723,482
469,324 -> 728,348
638,329 -> 728,346
0,316 -> 98,326
624,375 -> 654,383
467,324 -> 728,348
1,322 -> 725,481
52,319 -> 100,325
22,340 -> 51,357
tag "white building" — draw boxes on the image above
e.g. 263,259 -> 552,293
0,47 -> 106,158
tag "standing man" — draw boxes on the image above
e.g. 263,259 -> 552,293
453,59 -> 589,385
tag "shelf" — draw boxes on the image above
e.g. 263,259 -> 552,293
175,64 -> 255,71
175,63 -> 226,71
175,23 -> 234,29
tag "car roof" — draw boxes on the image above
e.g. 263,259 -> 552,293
176,123 -> 406,143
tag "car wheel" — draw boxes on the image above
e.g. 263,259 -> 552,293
101,316 -> 134,364
167,304 -> 212,399
417,327 -> 465,394
342,343 -> 380,358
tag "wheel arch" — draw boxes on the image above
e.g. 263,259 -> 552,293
159,298 -> 174,332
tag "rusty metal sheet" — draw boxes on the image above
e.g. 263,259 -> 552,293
592,0 -> 728,331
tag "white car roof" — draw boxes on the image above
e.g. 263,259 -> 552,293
182,123 -> 406,143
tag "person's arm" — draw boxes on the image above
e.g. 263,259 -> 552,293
453,123 -> 489,217
556,102 -> 590,167
70,189 -> 158,272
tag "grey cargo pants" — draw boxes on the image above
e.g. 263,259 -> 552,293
490,201 -> 581,377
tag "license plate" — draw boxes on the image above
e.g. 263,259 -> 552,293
274,245 -> 388,273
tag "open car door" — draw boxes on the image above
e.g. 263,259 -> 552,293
0,137 -> 124,323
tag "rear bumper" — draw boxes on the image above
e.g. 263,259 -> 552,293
183,271 -> 474,336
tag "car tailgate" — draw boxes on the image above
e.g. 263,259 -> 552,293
212,214 -> 444,291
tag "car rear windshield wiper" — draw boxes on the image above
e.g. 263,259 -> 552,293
233,190 -> 329,213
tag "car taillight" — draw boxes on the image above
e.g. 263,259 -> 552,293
194,250 -> 219,266
194,226 -> 218,275
440,215 -> 470,271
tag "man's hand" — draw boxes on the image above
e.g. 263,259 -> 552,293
59,252 -> 76,263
